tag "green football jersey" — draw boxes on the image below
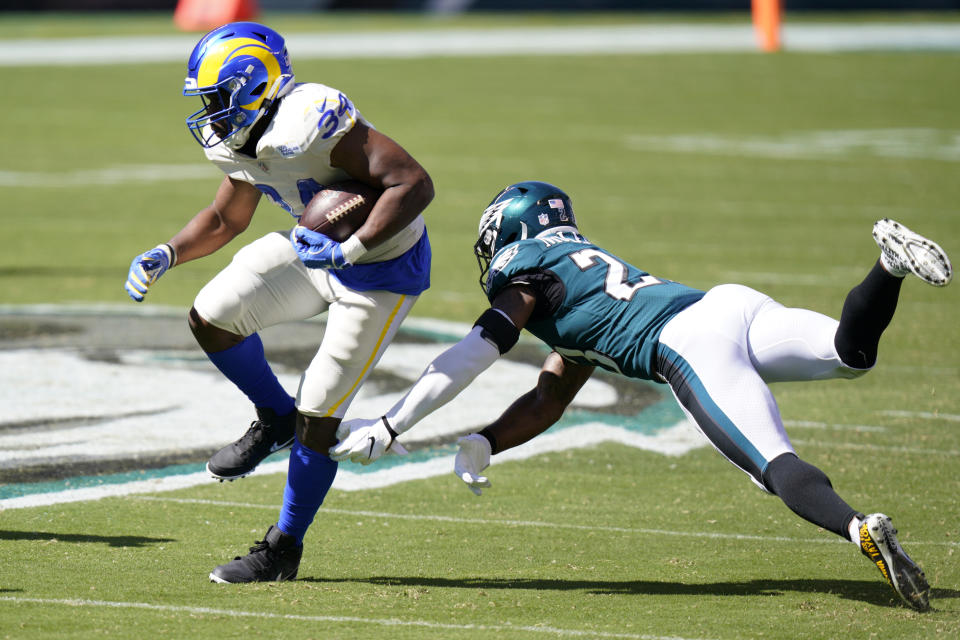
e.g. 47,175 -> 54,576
485,231 -> 705,380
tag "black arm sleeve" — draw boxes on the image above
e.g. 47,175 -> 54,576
474,308 -> 520,355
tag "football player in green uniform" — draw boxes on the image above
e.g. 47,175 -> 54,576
332,180 -> 951,611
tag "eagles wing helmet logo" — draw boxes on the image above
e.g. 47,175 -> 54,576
0,308 -> 701,507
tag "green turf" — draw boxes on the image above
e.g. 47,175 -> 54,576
1,14 -> 958,640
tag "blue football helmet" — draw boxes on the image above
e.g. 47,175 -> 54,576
474,180 -> 577,291
183,22 -> 295,148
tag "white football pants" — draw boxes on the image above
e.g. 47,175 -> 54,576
657,284 -> 867,490
193,231 -> 418,418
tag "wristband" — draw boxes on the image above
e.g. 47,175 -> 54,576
381,416 -> 400,444
341,235 -> 368,265
158,243 -> 177,268
478,427 -> 499,455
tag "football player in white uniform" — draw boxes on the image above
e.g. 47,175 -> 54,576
124,22 -> 433,583
332,181 -> 952,611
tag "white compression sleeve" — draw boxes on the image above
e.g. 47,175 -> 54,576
384,326 -> 500,434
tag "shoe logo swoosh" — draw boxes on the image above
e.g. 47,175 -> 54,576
269,441 -> 287,453
367,436 -> 375,459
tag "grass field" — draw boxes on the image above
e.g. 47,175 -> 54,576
1,12 -> 959,639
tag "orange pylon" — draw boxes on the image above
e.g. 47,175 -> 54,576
174,0 -> 259,32
751,0 -> 783,52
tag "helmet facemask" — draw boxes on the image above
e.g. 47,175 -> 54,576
185,74 -> 253,147
474,208 -> 502,293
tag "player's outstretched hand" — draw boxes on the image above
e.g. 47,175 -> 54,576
454,434 -> 492,496
125,244 -> 173,302
291,227 -> 351,269
330,416 -> 408,465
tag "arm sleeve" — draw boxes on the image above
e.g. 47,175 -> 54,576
384,326 -> 500,434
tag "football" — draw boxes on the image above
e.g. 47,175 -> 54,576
297,180 -> 382,242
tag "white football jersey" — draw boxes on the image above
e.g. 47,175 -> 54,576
202,83 -> 424,263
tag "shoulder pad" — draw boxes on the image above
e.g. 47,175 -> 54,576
259,84 -> 361,158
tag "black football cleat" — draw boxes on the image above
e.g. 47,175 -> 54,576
207,407 -> 296,481
209,525 -> 302,584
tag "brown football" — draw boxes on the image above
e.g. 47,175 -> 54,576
297,180 -> 381,242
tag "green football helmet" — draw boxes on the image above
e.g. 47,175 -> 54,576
473,180 -> 577,291
474,180 -> 577,292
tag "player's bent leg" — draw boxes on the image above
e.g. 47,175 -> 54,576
657,285 -> 795,489
194,232 -> 332,480
221,288 -> 418,580
748,304 -> 869,382
209,525 -> 302,584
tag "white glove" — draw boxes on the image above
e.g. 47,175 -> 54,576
329,416 -> 408,465
454,434 -> 492,496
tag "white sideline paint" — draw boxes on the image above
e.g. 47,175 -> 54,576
625,128 -> 960,163
2,23 -> 959,67
0,164 -> 217,187
0,597 -> 709,640
139,496 -> 960,548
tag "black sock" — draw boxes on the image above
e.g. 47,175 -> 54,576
834,260 -> 903,369
762,453 -> 859,540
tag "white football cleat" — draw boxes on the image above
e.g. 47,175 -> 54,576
859,513 -> 931,611
872,218 -> 952,287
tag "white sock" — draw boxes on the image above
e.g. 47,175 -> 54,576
879,252 -> 908,278
847,515 -> 863,544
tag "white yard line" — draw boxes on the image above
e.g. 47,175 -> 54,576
879,410 -> 960,423
792,438 -> 960,458
0,596 -> 709,640
783,420 -> 886,433
136,496 -> 960,548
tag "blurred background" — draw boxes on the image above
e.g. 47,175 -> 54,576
2,0 -> 959,12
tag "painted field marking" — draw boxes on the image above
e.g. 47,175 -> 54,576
624,128 -> 960,162
784,420 -> 886,433
792,439 -> 960,458
0,596 -> 708,640
879,410 -> 960,423
136,497 -> 960,548
0,164 -> 216,187
3,23 -> 959,68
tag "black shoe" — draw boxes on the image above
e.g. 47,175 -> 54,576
207,407 -> 296,481
209,525 -> 302,583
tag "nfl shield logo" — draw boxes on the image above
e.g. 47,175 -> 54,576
538,213 -> 549,225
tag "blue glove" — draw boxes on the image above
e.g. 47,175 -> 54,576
290,226 -> 352,270
125,244 -> 173,302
